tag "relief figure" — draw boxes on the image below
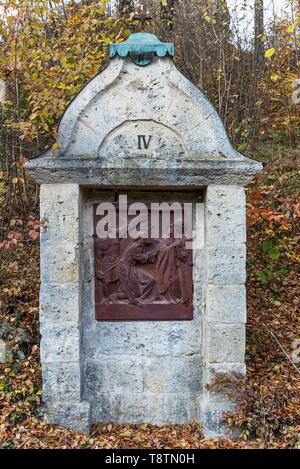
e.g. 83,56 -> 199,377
97,238 -> 158,307
156,236 -> 189,305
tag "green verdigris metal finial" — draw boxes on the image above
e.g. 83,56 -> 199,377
109,33 -> 174,67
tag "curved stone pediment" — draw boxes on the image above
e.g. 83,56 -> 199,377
55,57 -> 245,161
26,37 -> 262,186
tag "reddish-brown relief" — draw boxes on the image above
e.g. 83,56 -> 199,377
93,204 -> 193,321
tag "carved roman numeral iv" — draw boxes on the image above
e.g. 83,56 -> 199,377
138,135 -> 152,150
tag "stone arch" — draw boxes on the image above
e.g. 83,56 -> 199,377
97,119 -> 189,160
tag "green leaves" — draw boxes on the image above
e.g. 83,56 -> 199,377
261,239 -> 280,260
256,239 -> 281,283
256,271 -> 268,283
261,239 -> 273,253
268,249 -> 280,260
256,269 -> 273,284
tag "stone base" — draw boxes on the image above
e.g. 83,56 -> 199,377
90,392 -> 200,425
199,399 -> 236,438
44,400 -> 91,435
42,397 -> 237,438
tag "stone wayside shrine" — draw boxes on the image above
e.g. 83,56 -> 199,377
25,32 -> 262,437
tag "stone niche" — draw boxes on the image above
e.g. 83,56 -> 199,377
26,33 -> 262,437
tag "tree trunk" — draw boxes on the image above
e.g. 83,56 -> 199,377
254,0 -> 264,64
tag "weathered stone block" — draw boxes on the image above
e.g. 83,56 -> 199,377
40,184 -> 80,216
206,323 -> 245,363
43,362 -> 82,402
41,242 -> 79,283
91,392 -> 199,425
40,184 -> 81,244
206,185 -> 246,208
40,323 -> 80,363
45,400 -> 91,435
203,362 -> 246,404
85,322 -> 202,358
206,285 -> 246,323
200,403 -> 235,438
41,213 -> 80,244
40,283 -> 80,324
85,358 -> 144,393
206,186 -> 246,246
205,362 -> 246,384
207,244 -> 246,285
144,355 -> 202,393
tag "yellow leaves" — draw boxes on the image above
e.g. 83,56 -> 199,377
3,286 -> 21,297
203,14 -> 216,25
272,365 -> 281,373
51,142 -> 60,152
271,73 -> 279,82
261,34 -> 267,42
161,0 -> 168,6
6,16 -> 17,27
286,23 -> 296,34
74,45 -> 83,56
27,37 -> 35,47
287,252 -> 300,263
60,57 -> 68,68
265,47 -> 276,58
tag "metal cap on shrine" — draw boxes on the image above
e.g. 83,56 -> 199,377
109,32 -> 174,66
